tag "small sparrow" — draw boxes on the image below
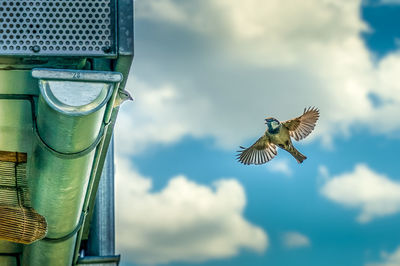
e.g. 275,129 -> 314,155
237,107 -> 319,165
114,89 -> 133,107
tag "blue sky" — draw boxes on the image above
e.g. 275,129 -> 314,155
114,1 -> 400,265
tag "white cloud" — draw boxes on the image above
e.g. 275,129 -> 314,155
127,0 -> 400,153
320,164 -> 400,223
282,231 -> 311,249
317,165 -> 331,186
116,82 -> 190,155
136,0 -> 187,24
318,165 -> 330,178
366,246 -> 400,266
115,157 -> 268,265
267,159 -> 293,176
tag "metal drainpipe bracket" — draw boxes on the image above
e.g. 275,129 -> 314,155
32,68 -> 123,83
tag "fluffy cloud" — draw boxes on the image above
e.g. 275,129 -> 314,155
267,159 -> 293,176
320,164 -> 400,223
116,82 -> 191,155
115,157 -> 268,264
125,0 -> 400,153
282,232 -> 311,249
366,246 -> 400,266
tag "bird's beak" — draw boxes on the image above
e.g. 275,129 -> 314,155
264,119 -> 268,124
126,91 -> 133,101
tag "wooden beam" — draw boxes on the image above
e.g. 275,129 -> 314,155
0,152 -> 27,163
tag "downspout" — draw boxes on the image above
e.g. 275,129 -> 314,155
22,69 -> 122,266
86,141 -> 116,257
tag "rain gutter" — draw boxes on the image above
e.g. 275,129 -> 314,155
21,68 -> 122,266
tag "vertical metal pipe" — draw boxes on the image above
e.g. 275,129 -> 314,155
87,139 -> 115,257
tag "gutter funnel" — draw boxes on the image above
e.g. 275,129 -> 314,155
22,69 -> 122,266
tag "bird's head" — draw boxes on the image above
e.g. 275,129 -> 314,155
265,117 -> 280,129
120,90 -> 133,102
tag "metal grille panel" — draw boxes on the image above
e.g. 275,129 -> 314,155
0,0 -> 115,56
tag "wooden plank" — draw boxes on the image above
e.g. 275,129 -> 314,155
0,152 -> 27,163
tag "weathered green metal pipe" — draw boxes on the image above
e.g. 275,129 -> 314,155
22,69 -> 122,266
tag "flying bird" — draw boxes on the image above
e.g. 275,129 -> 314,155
237,107 -> 319,165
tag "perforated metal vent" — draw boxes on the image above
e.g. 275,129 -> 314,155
0,0 -> 115,56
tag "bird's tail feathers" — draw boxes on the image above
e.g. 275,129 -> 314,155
287,145 -> 307,164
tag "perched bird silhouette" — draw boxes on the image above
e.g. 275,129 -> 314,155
114,89 -> 133,107
237,107 -> 319,165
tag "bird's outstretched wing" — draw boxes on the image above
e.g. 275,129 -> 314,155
237,135 -> 277,165
283,107 -> 319,141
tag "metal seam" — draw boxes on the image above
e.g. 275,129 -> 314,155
42,211 -> 87,243
33,120 -> 105,160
